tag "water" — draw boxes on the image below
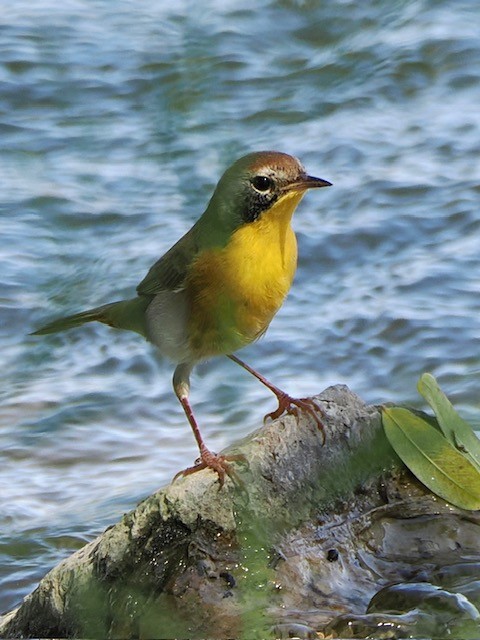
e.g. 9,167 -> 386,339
1,0 -> 479,616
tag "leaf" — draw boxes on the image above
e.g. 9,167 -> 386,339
382,406 -> 480,511
418,373 -> 480,472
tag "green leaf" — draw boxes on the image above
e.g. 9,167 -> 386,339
382,406 -> 480,511
418,373 -> 480,471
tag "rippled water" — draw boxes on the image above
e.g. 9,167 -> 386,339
1,0 -> 479,615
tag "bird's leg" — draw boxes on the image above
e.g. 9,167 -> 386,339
172,363 -> 244,487
228,354 -> 325,442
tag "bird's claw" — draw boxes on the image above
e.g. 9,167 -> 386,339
174,449 -> 246,488
265,393 -> 326,443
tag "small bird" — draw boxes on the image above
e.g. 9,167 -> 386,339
33,151 -> 331,485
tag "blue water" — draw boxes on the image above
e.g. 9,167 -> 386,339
1,0 -> 480,615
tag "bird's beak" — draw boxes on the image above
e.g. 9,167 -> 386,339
288,175 -> 332,192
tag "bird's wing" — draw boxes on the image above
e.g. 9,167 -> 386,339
136,226 -> 199,296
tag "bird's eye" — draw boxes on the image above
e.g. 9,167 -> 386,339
251,175 -> 273,193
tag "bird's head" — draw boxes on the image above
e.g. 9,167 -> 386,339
203,151 -> 331,237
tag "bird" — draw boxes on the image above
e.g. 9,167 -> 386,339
32,151 -> 332,486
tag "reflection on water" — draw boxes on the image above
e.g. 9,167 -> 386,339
1,0 -> 480,613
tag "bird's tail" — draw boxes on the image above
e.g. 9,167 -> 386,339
31,297 -> 150,337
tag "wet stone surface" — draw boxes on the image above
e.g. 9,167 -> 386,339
2,388 -> 480,639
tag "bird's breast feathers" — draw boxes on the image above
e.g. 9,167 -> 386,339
186,192 -> 302,358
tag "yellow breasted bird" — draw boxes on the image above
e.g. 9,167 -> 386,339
33,151 -> 331,485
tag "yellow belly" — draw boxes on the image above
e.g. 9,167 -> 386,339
186,192 -> 302,358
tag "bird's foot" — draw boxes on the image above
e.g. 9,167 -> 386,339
265,392 -> 326,443
174,448 -> 246,488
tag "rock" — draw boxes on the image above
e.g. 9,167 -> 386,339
1,385 -> 479,639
